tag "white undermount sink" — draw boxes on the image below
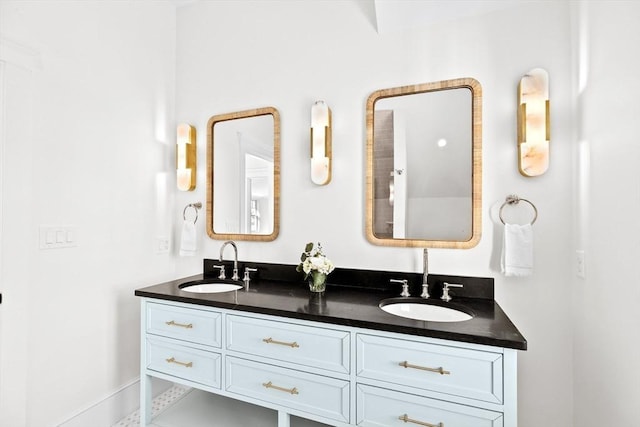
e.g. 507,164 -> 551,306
380,299 -> 473,322
179,280 -> 242,293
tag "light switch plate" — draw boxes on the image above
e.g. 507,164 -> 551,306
39,226 -> 78,249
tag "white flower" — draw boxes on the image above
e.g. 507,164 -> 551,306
303,255 -> 334,275
297,242 -> 335,279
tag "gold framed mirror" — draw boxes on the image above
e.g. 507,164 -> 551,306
206,107 -> 280,241
365,78 -> 482,249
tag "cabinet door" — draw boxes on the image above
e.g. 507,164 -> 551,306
146,337 -> 221,389
226,356 -> 350,423
226,314 -> 350,374
357,384 -> 503,427
357,334 -> 503,403
146,302 -> 222,348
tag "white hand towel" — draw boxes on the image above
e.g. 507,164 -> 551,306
501,223 -> 533,277
179,220 -> 197,257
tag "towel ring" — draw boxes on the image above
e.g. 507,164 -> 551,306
499,195 -> 538,225
183,202 -> 202,224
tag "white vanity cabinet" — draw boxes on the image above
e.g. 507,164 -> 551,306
356,384 -> 504,427
143,302 -> 222,390
355,334 -> 514,427
225,314 -> 351,424
226,356 -> 350,423
140,298 -> 518,427
356,334 -> 503,404
226,314 -> 350,374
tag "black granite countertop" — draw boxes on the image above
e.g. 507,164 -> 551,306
135,261 -> 526,351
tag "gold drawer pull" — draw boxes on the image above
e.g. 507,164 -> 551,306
262,337 -> 299,348
262,381 -> 299,395
399,414 -> 443,427
398,361 -> 450,375
165,320 -> 193,329
165,357 -> 193,368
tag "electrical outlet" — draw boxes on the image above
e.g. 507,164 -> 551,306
156,236 -> 170,254
576,250 -> 586,279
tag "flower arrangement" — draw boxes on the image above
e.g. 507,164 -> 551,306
296,242 -> 335,292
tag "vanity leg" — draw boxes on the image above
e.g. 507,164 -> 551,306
139,373 -> 152,425
139,299 -> 152,425
277,410 -> 291,427
503,349 -> 518,427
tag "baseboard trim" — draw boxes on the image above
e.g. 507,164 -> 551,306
57,377 -> 172,427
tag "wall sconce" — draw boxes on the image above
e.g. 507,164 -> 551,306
310,100 -> 332,185
517,68 -> 550,177
176,123 -> 196,191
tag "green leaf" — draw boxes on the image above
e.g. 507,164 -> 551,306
300,253 -> 307,262
304,242 -> 314,253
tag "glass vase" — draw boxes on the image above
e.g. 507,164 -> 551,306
308,271 -> 327,293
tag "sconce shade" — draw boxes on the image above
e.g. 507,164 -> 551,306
310,101 -> 332,185
177,123 -> 196,191
518,68 -> 549,177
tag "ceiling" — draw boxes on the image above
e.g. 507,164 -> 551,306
169,0 -> 522,35
374,0 -> 521,34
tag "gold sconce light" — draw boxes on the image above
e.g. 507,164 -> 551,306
310,101 -> 332,185
176,123 -> 196,191
518,68 -> 549,177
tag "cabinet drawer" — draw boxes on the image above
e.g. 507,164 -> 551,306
146,302 -> 221,348
226,314 -> 350,374
225,356 -> 350,423
146,337 -> 221,388
357,384 -> 503,427
356,334 -> 503,404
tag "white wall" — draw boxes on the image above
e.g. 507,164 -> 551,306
2,1 -> 638,426
0,1 -> 176,425
572,2 -> 640,425
0,33 -> 37,427
175,2 -> 574,426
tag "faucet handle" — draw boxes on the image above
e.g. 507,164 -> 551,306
390,279 -> 410,297
213,265 -> 226,280
243,267 -> 257,282
441,282 -> 463,302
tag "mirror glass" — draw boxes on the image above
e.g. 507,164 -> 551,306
366,78 -> 482,249
206,107 -> 280,241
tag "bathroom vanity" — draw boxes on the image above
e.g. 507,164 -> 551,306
135,260 -> 526,427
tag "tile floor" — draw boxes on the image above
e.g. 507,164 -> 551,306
113,385 -> 329,427
111,384 -> 190,427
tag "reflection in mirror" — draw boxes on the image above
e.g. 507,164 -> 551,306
366,78 -> 482,249
206,107 -> 280,241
